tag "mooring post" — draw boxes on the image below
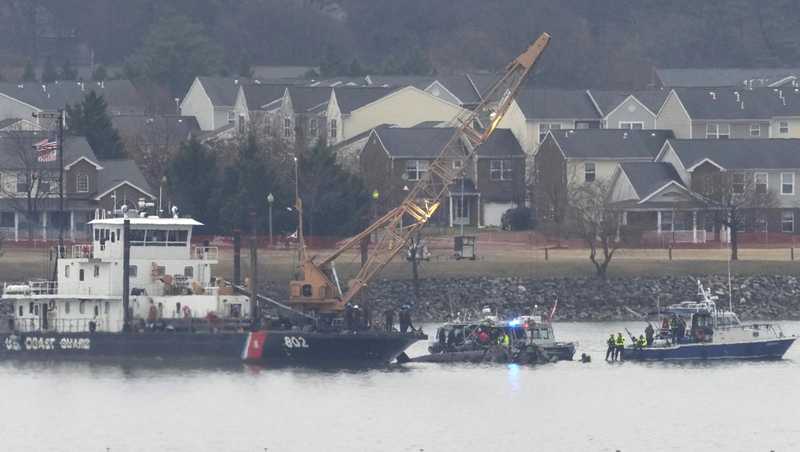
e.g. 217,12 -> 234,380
668,245 -> 673,261
233,228 -> 241,285
544,247 -> 549,261
249,211 -> 258,329
791,247 -> 795,261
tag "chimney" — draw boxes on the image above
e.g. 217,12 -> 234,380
41,84 -> 46,93
734,91 -> 740,102
709,91 -> 716,100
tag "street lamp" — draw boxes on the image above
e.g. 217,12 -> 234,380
267,192 -> 274,246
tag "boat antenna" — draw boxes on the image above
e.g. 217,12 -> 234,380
727,250 -> 733,313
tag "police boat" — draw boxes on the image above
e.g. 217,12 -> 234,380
621,282 -> 796,361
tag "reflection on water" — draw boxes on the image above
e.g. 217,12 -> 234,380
1,321 -> 799,451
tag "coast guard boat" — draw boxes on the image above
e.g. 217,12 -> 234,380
621,282 -> 795,361
0,206 -> 421,364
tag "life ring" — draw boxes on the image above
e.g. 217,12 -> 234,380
182,305 -> 192,318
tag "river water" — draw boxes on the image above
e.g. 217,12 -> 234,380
1,321 -> 798,452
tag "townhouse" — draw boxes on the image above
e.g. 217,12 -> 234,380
359,126 -> 525,227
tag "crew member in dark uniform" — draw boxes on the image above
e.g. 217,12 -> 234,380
606,334 -> 616,361
384,309 -> 395,332
352,305 -> 363,331
344,303 -> 354,331
645,323 -> 655,346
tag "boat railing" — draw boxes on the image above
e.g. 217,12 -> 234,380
28,280 -> 58,295
55,244 -> 94,259
192,246 -> 219,260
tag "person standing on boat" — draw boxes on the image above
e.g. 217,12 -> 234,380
637,335 -> 647,348
645,324 -> 654,346
669,315 -> 679,344
344,303 -> 354,331
147,300 -> 158,330
606,334 -> 616,361
614,332 -> 625,360
384,309 -> 395,332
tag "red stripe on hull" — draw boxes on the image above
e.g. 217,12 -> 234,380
242,331 -> 268,361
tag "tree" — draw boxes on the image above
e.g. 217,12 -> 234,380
60,59 -> 78,81
0,130 -> 59,241
91,65 -> 108,81
167,138 -> 218,229
694,170 -> 779,261
21,60 -> 36,82
125,14 -> 223,96
298,142 -> 370,237
348,58 -> 365,77
41,57 -> 58,83
319,44 -> 346,78
66,91 -> 125,159
565,181 -> 627,279
238,53 -> 254,78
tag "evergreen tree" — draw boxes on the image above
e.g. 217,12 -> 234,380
60,59 -> 78,80
348,57 -> 365,77
167,138 -> 218,230
21,60 -> 36,82
125,14 -> 223,96
92,65 -> 108,81
66,91 -> 125,159
320,44 -> 345,77
238,53 -> 254,78
299,143 -> 369,237
41,57 -> 58,83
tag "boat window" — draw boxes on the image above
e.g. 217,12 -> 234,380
146,229 -> 167,245
129,265 -> 138,278
184,266 -> 194,278
110,231 -> 115,243
176,302 -> 181,315
230,304 -> 242,318
65,302 -> 70,314
93,305 -> 99,317
129,230 -> 146,245
542,329 -> 550,339
104,302 -> 109,314
34,304 -> 39,315
79,301 -> 85,314
65,265 -> 69,278
302,284 -> 312,297
167,230 -> 189,246
157,303 -> 164,317
93,265 -> 100,278
18,305 -> 23,317
28,302 -> 33,314
79,269 -> 85,281
94,229 -> 99,241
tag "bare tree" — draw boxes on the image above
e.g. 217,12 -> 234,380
565,180 -> 627,279
121,117 -> 190,188
694,171 -> 779,261
0,130 -> 58,241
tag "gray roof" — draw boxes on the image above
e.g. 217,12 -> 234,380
515,88 -> 600,120
668,138 -> 800,170
374,127 -> 524,159
96,159 -> 153,196
0,80 -> 144,114
310,77 -> 369,87
436,75 -> 482,105
619,162 -> 684,200
367,75 -> 436,90
673,87 -> 800,119
333,87 -> 398,114
252,65 -> 318,79
287,86 -> 332,113
197,77 -> 248,107
112,115 -> 200,144
657,68 -> 800,88
589,90 -> 669,116
0,132 -> 99,170
547,129 -> 673,159
241,84 -> 288,110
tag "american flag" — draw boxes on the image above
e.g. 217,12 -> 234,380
33,138 -> 58,163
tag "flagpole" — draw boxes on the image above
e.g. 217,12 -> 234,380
58,108 -> 64,255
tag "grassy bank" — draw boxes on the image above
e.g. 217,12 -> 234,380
2,246 -> 800,286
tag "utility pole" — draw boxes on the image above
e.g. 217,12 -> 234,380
249,210 -> 259,329
122,217 -> 131,332
33,110 -> 65,253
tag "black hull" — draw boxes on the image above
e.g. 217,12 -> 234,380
0,330 -> 423,365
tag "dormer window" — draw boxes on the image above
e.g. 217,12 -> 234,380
76,173 -> 89,193
584,162 -> 596,183
749,123 -> 760,137
706,123 -> 730,139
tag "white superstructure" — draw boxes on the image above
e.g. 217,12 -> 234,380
3,212 -> 249,333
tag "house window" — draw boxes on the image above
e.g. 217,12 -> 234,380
265,118 -> 272,135
584,162 -> 596,183
755,173 -> 768,194
76,174 -> 89,193
538,123 -> 561,142
780,121 -> 789,134
93,265 -> 100,278
749,123 -> 761,137
490,160 -> 512,181
329,119 -> 338,139
782,210 -> 795,233
129,265 -> 138,278
660,211 -> 673,232
619,121 -> 644,129
283,118 -> 292,138
732,173 -> 745,194
405,160 -> 429,181
782,172 -> 795,195
16,173 -> 28,193
0,212 -> 14,228
309,119 -> 318,137
706,123 -> 731,139
227,111 -> 235,124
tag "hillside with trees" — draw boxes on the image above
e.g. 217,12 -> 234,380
4,0 -> 800,92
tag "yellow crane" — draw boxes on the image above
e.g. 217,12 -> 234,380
288,33 -> 551,313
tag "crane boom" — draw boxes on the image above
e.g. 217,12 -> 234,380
288,33 -> 550,312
